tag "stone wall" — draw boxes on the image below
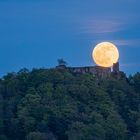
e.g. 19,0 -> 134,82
67,66 -> 111,78
56,63 -> 120,79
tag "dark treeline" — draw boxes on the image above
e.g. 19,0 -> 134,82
0,68 -> 140,140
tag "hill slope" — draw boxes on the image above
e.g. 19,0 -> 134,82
0,68 -> 140,140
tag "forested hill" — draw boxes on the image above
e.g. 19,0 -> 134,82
0,68 -> 140,140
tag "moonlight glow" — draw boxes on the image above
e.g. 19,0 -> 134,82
92,42 -> 119,67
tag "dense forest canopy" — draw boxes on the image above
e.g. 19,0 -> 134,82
0,68 -> 140,140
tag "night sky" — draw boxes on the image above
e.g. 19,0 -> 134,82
0,0 -> 140,76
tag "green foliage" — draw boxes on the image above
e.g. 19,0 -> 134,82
0,68 -> 140,140
67,122 -> 105,140
26,131 -> 56,140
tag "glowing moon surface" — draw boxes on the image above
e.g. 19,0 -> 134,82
92,42 -> 119,67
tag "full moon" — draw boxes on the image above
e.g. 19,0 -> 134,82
92,42 -> 119,67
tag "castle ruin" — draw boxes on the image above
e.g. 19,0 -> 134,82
56,59 -> 120,79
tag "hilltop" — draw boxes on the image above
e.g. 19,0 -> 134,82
0,68 -> 140,140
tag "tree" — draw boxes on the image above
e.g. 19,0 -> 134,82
26,131 -> 56,140
58,59 -> 67,66
66,122 -> 105,140
0,67 -> 140,139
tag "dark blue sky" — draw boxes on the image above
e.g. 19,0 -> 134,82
0,0 -> 140,76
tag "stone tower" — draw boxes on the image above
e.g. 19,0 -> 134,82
113,62 -> 119,73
